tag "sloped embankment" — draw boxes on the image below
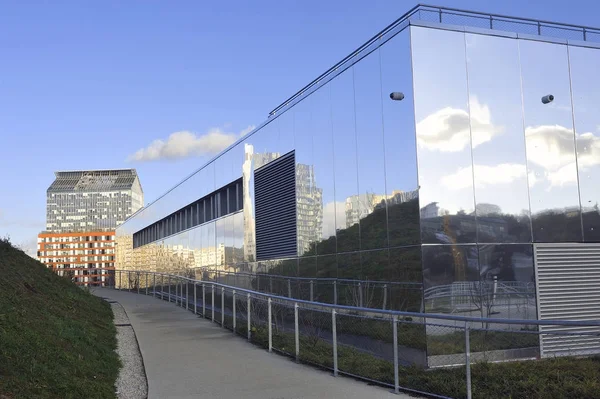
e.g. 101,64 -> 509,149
0,238 -> 120,399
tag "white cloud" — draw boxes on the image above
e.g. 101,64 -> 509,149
416,96 -> 502,152
441,163 -> 527,190
128,125 -> 255,162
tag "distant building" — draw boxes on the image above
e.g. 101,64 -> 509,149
38,169 -> 143,286
296,164 -> 323,255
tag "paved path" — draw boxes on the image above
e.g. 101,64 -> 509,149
92,288 -> 413,399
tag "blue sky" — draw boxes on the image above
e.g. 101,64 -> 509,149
0,0 -> 596,254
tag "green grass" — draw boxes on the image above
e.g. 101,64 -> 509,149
0,238 -> 120,399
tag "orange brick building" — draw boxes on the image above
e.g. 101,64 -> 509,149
37,231 -> 116,286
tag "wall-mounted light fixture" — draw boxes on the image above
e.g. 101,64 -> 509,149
389,92 -> 405,101
541,94 -> 554,104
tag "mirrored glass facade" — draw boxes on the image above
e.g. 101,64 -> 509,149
116,12 -> 600,364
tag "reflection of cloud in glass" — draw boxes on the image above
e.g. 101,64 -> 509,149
416,97 -> 501,152
321,201 -> 345,239
526,125 -> 600,187
441,163 -> 526,190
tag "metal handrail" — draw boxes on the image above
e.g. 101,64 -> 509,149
116,269 -> 600,327
197,267 -> 423,287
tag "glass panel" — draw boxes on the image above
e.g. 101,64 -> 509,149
336,252 -> 361,306
389,246 -> 423,312
360,249 -> 389,309
232,211 -> 244,265
354,49 -> 388,250
311,83 -> 337,255
519,39 -> 582,242
422,244 -> 480,314
298,256 -> 316,278
203,221 -> 216,267
478,244 -> 536,321
216,218 -> 225,267
294,98 -> 322,257
331,69 -> 359,252
465,33 -> 532,243
189,226 -> 202,269
411,26 -> 476,244
569,45 -> 600,242
276,110 -> 295,156
380,29 -> 420,247
316,254 -> 337,279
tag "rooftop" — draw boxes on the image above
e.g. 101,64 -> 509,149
48,169 -> 139,193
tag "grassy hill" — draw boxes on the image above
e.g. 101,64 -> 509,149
0,237 -> 120,399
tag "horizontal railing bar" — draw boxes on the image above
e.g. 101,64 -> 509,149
114,269 -> 600,327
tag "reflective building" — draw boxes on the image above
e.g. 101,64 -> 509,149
116,6 -> 600,363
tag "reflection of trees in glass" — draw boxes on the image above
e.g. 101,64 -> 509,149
302,198 -> 421,257
421,202 -> 532,244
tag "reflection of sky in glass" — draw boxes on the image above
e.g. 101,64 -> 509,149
569,45 -> 600,240
519,39 -> 580,214
465,33 -> 530,218
411,27 -> 475,217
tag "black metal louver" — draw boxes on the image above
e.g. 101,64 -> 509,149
255,150 -> 297,260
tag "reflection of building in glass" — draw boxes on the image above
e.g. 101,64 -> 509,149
115,6 -> 600,363
39,169 -> 143,286
243,144 -> 280,262
296,164 -> 323,255
346,190 -> 418,228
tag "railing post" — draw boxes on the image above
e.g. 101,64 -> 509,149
393,315 -> 399,394
584,27 -> 587,41
310,280 -> 314,302
537,21 -> 541,35
489,15 -> 493,29
168,276 -> 171,302
269,276 -> 273,293
202,283 -> 206,316
334,280 -> 337,305
221,287 -> 225,327
247,293 -> 251,341
233,290 -> 237,332
153,273 -> 156,297
332,309 -> 338,377
194,282 -> 197,314
175,279 -> 179,305
212,284 -> 215,322
294,303 -> 299,362
137,272 -> 140,294
268,297 -> 272,352
465,322 -> 472,399
128,271 -> 132,291
145,272 -> 149,295
186,279 -> 189,310
358,282 -> 363,308
287,279 -> 292,298
438,8 -> 442,23
119,270 -> 122,290
383,284 -> 388,310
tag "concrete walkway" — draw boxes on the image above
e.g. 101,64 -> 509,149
91,288 -> 413,399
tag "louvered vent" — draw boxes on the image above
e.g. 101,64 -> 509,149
255,151 -> 297,260
534,243 -> 600,357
